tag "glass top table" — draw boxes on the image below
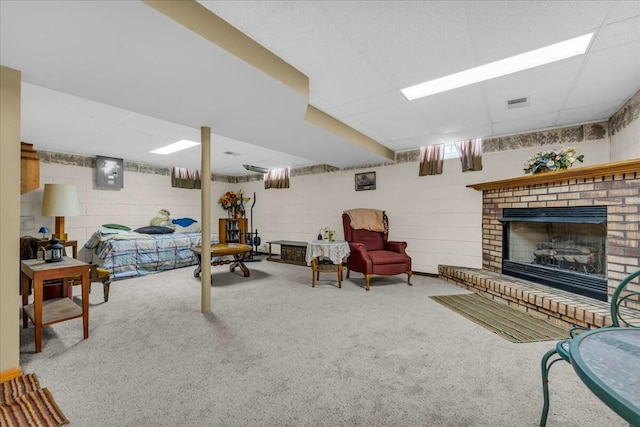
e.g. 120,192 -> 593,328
570,327 -> 640,425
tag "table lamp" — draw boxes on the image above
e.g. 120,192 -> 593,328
38,226 -> 50,239
41,184 -> 80,241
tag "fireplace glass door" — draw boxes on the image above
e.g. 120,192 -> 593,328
502,206 -> 607,301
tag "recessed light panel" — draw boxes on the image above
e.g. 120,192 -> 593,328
151,139 -> 200,155
401,33 -> 594,101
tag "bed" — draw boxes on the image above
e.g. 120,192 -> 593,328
84,229 -> 211,280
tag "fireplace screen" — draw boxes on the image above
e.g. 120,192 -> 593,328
502,206 -> 607,301
508,222 -> 606,276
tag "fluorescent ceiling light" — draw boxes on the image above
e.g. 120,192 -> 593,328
151,139 -> 200,155
401,33 -> 594,100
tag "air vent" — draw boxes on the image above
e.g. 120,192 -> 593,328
506,96 -> 529,109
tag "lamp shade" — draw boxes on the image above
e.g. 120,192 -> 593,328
42,184 -> 80,216
38,226 -> 50,234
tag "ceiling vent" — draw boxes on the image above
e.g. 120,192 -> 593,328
507,96 -> 530,109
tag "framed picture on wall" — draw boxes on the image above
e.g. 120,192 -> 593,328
96,156 -> 124,189
355,171 -> 376,191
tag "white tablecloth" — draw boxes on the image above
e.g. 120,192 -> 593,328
305,240 -> 350,266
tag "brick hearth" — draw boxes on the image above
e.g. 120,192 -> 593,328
438,265 -> 640,329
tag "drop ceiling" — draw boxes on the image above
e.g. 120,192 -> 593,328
1,1 -> 638,176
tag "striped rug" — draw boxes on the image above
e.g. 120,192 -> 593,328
430,293 -> 571,343
0,374 -> 69,427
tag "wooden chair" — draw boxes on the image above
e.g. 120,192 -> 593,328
539,270 -> 640,426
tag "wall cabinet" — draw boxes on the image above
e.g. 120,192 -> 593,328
218,218 -> 248,244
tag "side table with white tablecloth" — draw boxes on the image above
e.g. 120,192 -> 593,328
305,240 -> 350,288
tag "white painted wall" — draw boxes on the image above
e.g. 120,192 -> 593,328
18,139 -> 613,274
241,140 -> 610,274
610,118 -> 640,161
20,162 -> 229,248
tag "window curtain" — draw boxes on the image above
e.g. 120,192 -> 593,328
264,167 -> 290,189
171,167 -> 201,189
454,138 -> 483,172
419,144 -> 444,176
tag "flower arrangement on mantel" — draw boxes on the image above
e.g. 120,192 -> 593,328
218,191 -> 250,218
523,147 -> 584,175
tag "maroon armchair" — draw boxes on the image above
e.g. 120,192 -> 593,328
342,211 -> 412,291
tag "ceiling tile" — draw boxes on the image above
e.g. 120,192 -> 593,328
591,14 -> 640,51
349,102 -> 432,141
318,1 -> 476,88
483,56 -> 584,123
555,100 -> 624,126
410,85 -> 490,133
393,133 -> 446,151
437,123 -> 494,144
564,40 -> 640,109
492,112 -> 561,136
464,1 -> 611,63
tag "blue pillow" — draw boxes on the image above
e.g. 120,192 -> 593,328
134,226 -> 175,234
172,218 -> 197,227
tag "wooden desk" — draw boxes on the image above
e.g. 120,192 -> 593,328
191,243 -> 253,278
21,257 -> 90,353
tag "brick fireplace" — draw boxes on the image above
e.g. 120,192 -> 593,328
439,159 -> 640,328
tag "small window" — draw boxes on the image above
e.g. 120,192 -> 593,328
443,143 -> 459,159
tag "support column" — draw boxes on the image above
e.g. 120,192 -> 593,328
201,127 -> 212,313
0,66 -> 22,380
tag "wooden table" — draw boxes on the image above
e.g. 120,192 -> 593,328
191,243 -> 253,278
266,240 -> 307,265
305,240 -> 350,288
63,239 -> 78,258
21,257 -> 90,353
34,238 -> 77,258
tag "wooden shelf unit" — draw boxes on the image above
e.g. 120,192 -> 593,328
21,141 -> 40,194
218,218 -> 248,244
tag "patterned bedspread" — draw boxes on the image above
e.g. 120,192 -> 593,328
85,231 -> 205,280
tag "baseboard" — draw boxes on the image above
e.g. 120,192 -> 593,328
412,271 -> 438,278
0,366 -> 23,383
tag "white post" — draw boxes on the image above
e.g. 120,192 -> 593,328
201,127 -> 212,313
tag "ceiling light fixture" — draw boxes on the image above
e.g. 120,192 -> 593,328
151,139 -> 200,155
401,33 -> 594,101
243,164 -> 269,174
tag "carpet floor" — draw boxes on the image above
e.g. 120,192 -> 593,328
429,293 -> 571,343
17,260 -> 626,426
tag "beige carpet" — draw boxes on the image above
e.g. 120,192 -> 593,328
17,260 -> 625,426
430,293 -> 570,343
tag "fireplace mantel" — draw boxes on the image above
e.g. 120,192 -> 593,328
467,158 -> 640,191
